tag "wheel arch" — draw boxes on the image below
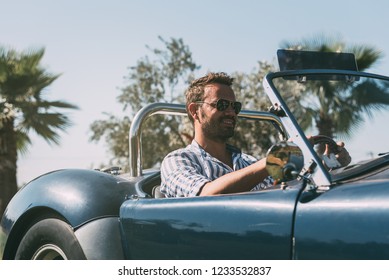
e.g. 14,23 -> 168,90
2,206 -> 67,259
3,206 -> 125,260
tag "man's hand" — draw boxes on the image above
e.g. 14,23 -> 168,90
324,141 -> 352,167
307,135 -> 352,169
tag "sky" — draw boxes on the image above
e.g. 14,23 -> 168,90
2,0 -> 389,184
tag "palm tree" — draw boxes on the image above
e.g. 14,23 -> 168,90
280,34 -> 389,141
0,47 -> 78,216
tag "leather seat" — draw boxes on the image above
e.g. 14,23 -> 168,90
152,185 -> 165,198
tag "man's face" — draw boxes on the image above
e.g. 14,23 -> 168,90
197,83 -> 238,142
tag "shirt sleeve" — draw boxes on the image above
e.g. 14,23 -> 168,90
251,175 -> 274,191
160,150 -> 210,197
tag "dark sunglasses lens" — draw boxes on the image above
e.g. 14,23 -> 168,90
233,102 -> 242,114
216,99 -> 241,114
216,99 -> 229,111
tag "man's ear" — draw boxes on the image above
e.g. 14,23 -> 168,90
188,103 -> 198,120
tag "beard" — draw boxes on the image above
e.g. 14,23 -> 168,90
200,111 -> 236,142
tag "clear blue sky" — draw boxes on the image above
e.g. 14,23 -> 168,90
2,0 -> 389,184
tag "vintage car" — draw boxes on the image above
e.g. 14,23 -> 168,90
1,50 -> 389,260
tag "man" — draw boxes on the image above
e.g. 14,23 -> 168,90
160,72 -> 349,197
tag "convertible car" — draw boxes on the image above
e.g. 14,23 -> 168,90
1,50 -> 389,260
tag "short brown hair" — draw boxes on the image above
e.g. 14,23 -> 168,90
185,72 -> 234,122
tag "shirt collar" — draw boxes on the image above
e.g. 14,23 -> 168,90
190,140 -> 242,158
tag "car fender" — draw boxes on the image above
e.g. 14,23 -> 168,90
75,216 -> 125,259
1,168 -> 136,259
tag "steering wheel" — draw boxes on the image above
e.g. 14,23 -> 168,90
311,135 -> 340,153
310,135 -> 342,169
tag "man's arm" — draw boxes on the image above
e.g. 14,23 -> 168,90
199,158 -> 269,196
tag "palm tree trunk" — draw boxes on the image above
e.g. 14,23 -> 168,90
0,118 -> 18,217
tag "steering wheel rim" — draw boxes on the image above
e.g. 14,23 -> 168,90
311,135 -> 345,169
311,135 -> 340,154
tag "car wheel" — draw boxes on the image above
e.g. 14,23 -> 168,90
15,218 -> 86,260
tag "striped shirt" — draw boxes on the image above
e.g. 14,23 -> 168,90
160,140 -> 273,197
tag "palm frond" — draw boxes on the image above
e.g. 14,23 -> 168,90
15,130 -> 31,155
19,112 -> 73,145
347,45 -> 383,71
1,45 -> 78,150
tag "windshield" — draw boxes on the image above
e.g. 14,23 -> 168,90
269,71 -> 389,174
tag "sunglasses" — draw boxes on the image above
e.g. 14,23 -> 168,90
196,98 -> 242,114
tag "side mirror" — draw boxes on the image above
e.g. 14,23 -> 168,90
266,141 -> 304,183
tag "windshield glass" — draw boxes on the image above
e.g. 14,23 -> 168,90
271,73 -> 389,167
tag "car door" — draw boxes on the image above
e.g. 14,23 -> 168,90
119,186 -> 301,259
